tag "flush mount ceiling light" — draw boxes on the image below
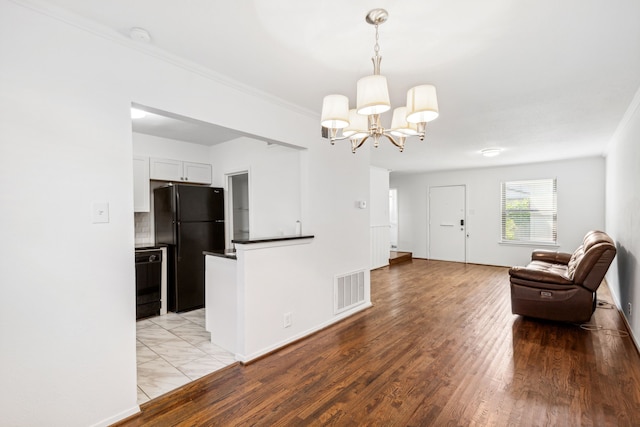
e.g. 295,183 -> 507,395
131,108 -> 146,119
130,27 -> 151,43
480,148 -> 502,157
320,8 -> 439,153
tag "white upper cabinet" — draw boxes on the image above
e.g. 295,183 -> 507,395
150,157 -> 212,184
133,156 -> 150,212
183,162 -> 212,184
149,158 -> 182,182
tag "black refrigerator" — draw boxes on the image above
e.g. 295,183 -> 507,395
154,184 -> 225,312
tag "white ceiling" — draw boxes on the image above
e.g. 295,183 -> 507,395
131,107 -> 244,146
41,0 -> 640,173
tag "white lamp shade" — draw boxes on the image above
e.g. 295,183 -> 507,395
390,107 -> 418,136
356,75 -> 391,115
406,84 -> 439,123
343,109 -> 369,138
321,94 -> 350,129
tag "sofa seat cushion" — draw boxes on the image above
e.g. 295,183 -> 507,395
508,260 -> 574,286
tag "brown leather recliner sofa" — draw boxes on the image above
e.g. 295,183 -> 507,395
509,230 -> 617,323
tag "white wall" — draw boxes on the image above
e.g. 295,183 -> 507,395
605,89 -> 640,347
133,132 -> 212,162
390,157 -> 605,267
209,137 -> 303,239
233,237 -> 371,362
0,2 -> 370,426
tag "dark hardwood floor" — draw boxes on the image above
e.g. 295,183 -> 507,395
114,260 -> 640,426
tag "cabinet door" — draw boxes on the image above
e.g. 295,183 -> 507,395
183,161 -> 212,184
133,156 -> 150,212
150,157 -> 183,181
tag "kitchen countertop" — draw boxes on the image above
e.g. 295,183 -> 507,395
231,235 -> 314,245
135,243 -> 167,250
203,249 -> 237,260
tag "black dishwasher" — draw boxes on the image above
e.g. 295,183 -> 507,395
135,249 -> 162,320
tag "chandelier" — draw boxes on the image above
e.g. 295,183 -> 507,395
320,8 -> 439,153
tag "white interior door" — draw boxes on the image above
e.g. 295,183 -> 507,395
429,185 -> 466,262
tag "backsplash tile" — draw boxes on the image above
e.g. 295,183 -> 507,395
135,212 -> 153,245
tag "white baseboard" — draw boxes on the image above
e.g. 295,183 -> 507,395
606,284 -> 640,354
236,301 -> 373,363
90,405 -> 140,427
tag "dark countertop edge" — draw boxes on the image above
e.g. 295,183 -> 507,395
231,235 -> 315,245
203,250 -> 237,260
135,243 -> 168,250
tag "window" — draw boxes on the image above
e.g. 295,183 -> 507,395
501,178 -> 557,244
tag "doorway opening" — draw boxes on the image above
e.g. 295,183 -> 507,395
389,188 -> 398,250
228,172 -> 250,245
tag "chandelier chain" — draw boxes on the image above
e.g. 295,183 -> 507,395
373,24 -> 380,57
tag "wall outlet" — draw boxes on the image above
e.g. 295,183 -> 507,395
283,312 -> 292,328
628,302 -> 633,317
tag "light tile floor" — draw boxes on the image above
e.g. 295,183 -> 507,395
136,309 -> 235,404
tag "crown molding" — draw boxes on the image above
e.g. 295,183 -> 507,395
9,0 -> 318,120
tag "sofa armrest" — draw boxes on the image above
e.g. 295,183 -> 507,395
531,250 -> 572,265
508,266 -> 574,285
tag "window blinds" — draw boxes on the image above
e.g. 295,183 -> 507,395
501,178 -> 557,244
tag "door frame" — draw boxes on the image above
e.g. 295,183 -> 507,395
427,184 -> 467,262
225,169 -> 251,249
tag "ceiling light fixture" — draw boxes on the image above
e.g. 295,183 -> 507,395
131,108 -> 146,119
320,8 -> 439,153
480,148 -> 501,157
130,27 -> 151,43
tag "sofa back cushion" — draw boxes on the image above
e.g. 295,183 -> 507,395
571,231 -> 617,291
567,245 -> 584,279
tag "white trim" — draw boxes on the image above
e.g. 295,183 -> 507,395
606,281 -> 640,354
225,169 -> 251,249
234,302 -> 373,364
90,406 -> 140,427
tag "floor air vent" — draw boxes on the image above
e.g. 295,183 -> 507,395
335,270 -> 365,314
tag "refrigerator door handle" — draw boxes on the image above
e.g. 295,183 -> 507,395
177,221 -> 181,261
175,186 -> 181,260
175,187 -> 181,223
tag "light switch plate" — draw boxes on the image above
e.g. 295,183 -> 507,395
92,202 -> 110,223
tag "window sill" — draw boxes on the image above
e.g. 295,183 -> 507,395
499,241 -> 559,248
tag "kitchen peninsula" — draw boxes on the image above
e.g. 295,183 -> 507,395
204,235 -> 314,363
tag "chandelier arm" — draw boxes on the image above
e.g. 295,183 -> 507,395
351,135 -> 371,153
382,132 -> 403,149
355,135 -> 370,150
330,135 -> 349,142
